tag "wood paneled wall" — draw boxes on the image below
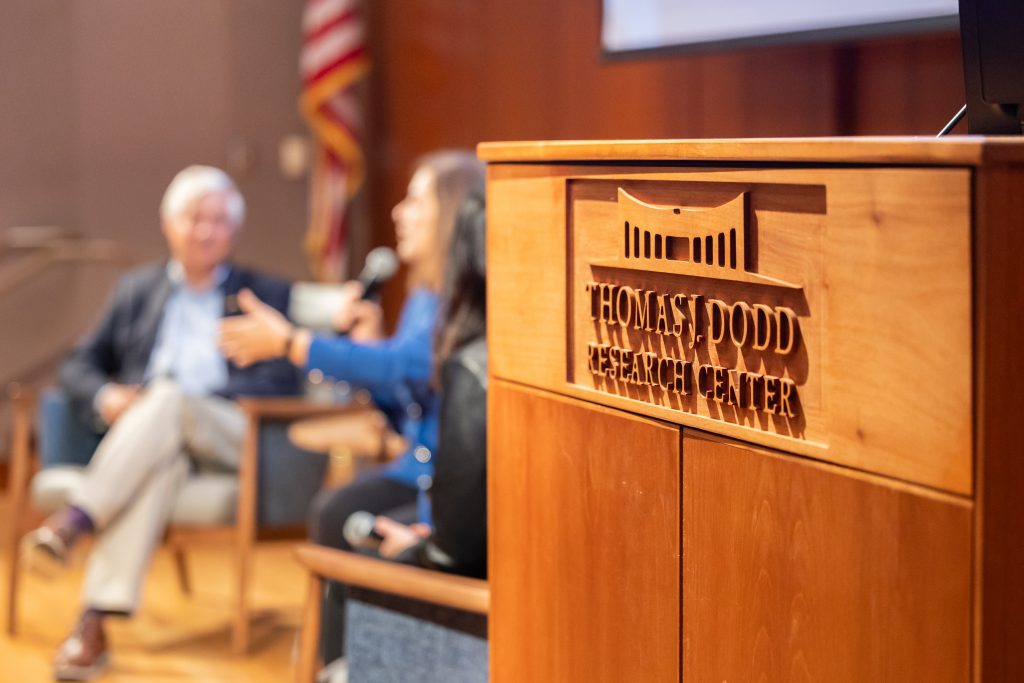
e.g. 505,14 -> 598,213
364,1 -> 964,278
0,1 -> 310,280
0,1 -> 311,428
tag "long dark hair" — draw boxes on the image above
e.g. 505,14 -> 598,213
407,150 -> 485,291
434,192 -> 486,374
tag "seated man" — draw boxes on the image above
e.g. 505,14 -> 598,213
23,165 -> 299,681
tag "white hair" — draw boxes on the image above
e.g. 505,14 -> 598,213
160,165 -> 245,227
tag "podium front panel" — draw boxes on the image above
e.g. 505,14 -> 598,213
482,138 -> 1024,682
682,432 -> 971,682
489,163 -> 972,494
489,381 -> 680,683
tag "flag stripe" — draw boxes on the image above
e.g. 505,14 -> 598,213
303,0 -> 356,34
301,56 -> 369,169
302,42 -> 367,86
324,93 -> 364,137
301,0 -> 366,281
305,7 -> 359,44
301,21 -> 364,79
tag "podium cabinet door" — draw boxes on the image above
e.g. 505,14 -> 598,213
682,431 -> 972,682
490,380 -> 681,683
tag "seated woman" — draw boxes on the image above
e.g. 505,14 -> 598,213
374,192 -> 488,580
221,149 -> 483,520
300,193 -> 488,683
219,149 -> 484,666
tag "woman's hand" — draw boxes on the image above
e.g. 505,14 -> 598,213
374,516 -> 431,559
218,288 -> 292,367
331,280 -> 366,333
347,300 -> 385,342
332,280 -> 385,342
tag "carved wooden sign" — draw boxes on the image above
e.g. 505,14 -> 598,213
570,181 -> 815,440
475,163 -> 969,490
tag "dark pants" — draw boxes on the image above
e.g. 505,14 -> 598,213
309,474 -> 418,663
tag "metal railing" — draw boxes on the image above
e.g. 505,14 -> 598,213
0,227 -> 138,455
0,226 -> 134,297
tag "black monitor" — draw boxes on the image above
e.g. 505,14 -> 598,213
960,0 -> 1024,134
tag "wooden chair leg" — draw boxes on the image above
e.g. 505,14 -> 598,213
232,533 -> 252,655
232,415 -> 259,656
6,525 -> 22,637
296,572 -> 323,683
5,389 -> 34,636
172,547 -> 191,595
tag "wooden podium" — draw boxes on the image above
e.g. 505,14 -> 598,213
479,138 -> 1024,682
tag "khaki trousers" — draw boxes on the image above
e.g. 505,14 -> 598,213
70,378 -> 245,613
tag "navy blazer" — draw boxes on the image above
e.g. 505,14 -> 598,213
59,261 -> 300,430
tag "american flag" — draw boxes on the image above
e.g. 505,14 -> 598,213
300,0 -> 368,281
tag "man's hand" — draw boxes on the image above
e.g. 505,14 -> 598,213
98,383 -> 142,425
218,288 -> 292,367
375,516 -> 431,559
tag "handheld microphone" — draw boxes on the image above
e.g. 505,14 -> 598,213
357,246 -> 399,301
343,511 -> 384,551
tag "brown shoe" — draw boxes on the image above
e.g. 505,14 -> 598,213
22,509 -> 80,574
53,612 -> 109,681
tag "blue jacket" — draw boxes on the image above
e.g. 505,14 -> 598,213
306,288 -> 440,491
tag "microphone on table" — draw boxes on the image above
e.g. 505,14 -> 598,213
343,511 -> 384,551
357,246 -> 399,301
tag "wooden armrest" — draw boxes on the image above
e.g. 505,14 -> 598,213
236,396 -> 364,421
234,398 -> 362,546
287,411 -> 393,457
294,543 -> 490,615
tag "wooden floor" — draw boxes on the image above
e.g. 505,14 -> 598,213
0,494 -> 306,682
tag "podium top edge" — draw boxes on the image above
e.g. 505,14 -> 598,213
476,136 -> 1024,166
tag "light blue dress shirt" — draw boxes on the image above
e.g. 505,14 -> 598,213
143,262 -> 229,396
